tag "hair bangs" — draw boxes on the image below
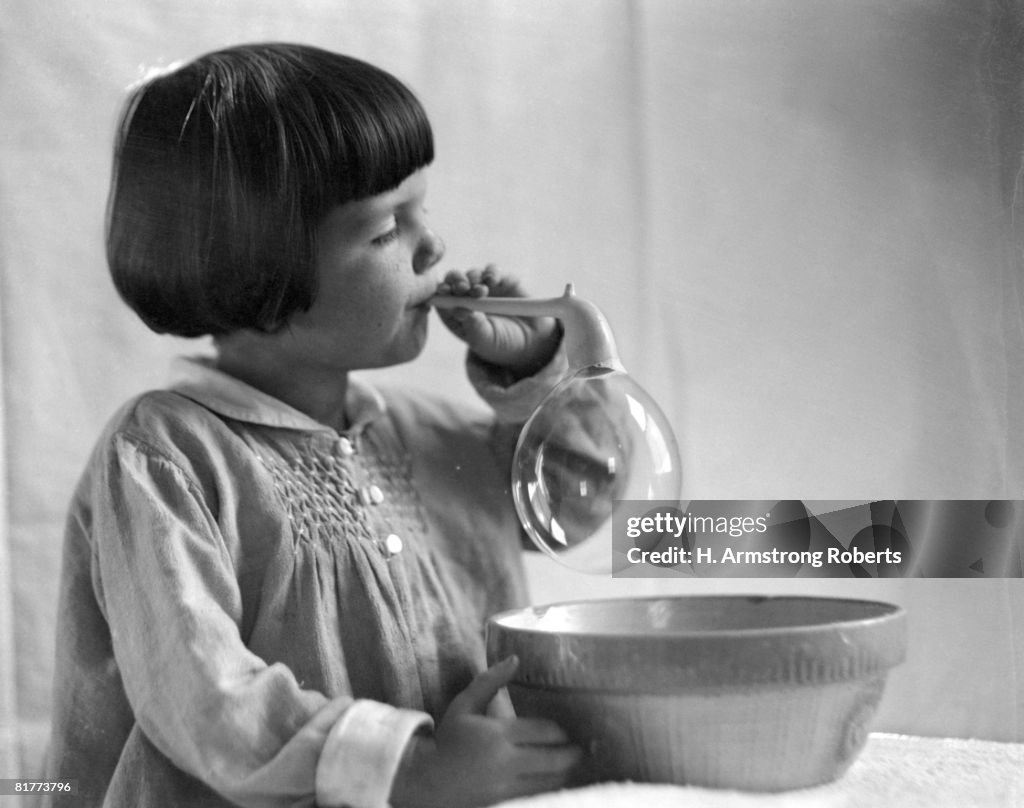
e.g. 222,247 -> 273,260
306,56 -> 435,209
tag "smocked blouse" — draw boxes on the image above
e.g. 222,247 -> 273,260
43,352 -> 566,808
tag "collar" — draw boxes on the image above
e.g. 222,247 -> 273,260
168,355 -> 387,436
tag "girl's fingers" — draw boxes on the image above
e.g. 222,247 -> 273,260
447,656 -> 520,716
504,717 -> 571,747
441,268 -> 469,284
438,270 -> 472,295
493,277 -> 522,296
513,744 -> 583,780
438,266 -> 522,299
438,271 -> 459,291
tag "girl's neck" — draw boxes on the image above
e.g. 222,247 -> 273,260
213,332 -> 350,432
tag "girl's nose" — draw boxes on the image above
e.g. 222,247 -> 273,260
413,229 -> 445,275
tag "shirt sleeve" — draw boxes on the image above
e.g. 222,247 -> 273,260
91,432 -> 432,808
465,342 -> 570,425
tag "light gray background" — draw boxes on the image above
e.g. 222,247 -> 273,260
2,0 -> 1023,775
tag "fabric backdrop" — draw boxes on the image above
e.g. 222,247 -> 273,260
2,0 -> 1023,778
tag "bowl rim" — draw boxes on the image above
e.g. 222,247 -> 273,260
487,594 -> 907,691
486,594 -> 906,640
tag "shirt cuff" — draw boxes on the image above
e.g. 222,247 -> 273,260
314,700 -> 433,808
467,345 -> 570,424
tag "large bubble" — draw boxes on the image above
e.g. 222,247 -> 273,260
512,366 -> 682,574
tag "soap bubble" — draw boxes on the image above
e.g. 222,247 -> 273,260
512,366 -> 682,574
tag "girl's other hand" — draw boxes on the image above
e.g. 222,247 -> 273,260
389,656 -> 582,807
436,266 -> 561,379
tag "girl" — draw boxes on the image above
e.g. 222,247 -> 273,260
44,42 -> 580,808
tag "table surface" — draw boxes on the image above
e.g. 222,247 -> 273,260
493,734 -> 1024,808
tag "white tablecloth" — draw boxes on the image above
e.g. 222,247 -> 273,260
494,734 -> 1024,808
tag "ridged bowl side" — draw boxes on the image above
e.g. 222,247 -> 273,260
507,674 -> 887,790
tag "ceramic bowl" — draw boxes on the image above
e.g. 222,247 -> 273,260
486,595 -> 906,791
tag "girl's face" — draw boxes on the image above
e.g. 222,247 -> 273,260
283,168 -> 445,372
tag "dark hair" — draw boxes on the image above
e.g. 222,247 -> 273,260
106,43 -> 434,337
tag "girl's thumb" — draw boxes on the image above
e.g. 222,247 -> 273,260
450,656 -> 520,715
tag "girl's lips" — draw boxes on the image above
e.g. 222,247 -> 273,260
413,290 -> 441,310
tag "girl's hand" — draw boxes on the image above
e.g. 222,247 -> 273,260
389,657 -> 582,808
436,266 -> 561,380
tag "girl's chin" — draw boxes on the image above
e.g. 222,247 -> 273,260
385,320 -> 430,366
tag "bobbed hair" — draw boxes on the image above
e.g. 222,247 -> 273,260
106,43 -> 434,337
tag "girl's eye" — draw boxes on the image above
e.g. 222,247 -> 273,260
372,227 -> 400,247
